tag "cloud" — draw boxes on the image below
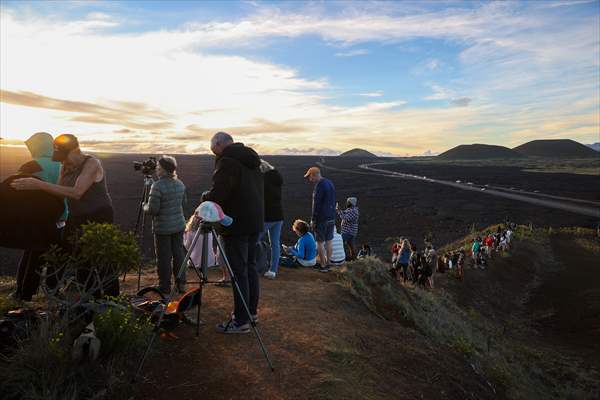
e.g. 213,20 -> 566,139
335,49 -> 369,57
1,89 -> 174,130
450,97 -> 472,107
359,91 -> 383,97
1,2 -> 598,155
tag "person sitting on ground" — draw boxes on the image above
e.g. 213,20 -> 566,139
144,156 -> 187,294
337,197 -> 359,260
357,243 -> 371,258
11,133 -> 118,297
329,229 -> 347,266
305,166 -> 336,273
280,219 -> 317,268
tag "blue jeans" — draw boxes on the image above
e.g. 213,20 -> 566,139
259,220 -> 283,273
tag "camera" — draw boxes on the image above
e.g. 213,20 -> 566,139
133,157 -> 157,175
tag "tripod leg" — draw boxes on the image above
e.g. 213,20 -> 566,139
213,228 -> 275,372
123,185 -> 147,283
137,184 -> 150,291
134,226 -> 204,382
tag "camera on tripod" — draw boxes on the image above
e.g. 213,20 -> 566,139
133,157 -> 157,175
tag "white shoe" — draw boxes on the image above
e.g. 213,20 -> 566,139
263,271 -> 276,279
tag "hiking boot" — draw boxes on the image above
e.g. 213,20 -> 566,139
215,318 -> 250,334
263,271 -> 276,279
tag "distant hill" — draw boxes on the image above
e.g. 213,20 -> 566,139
339,148 -> 378,158
438,144 -> 523,160
586,142 -> 600,152
513,139 -> 599,158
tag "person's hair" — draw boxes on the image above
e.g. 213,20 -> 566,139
259,159 -> 275,173
212,131 -> 233,146
160,155 -> 178,177
292,219 -> 309,235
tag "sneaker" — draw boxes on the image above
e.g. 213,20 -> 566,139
263,271 -> 276,279
318,266 -> 330,273
215,318 -> 250,334
251,314 -> 259,324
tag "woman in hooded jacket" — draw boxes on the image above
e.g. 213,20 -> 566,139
14,132 -> 67,301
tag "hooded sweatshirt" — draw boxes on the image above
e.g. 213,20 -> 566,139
21,132 -> 68,221
23,132 -> 61,184
204,143 -> 264,236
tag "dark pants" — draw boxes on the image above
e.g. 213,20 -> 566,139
65,207 -> 119,297
154,231 -> 185,292
222,234 -> 259,325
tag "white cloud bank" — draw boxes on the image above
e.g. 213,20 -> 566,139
1,2 -> 598,155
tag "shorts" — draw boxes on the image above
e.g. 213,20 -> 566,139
342,233 -> 356,247
315,220 -> 335,242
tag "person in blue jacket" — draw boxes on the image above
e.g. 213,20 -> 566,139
280,219 -> 317,268
304,166 -> 336,272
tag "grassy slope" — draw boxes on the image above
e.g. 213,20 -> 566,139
341,226 -> 600,399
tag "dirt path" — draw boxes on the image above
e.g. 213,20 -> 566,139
129,266 -> 495,400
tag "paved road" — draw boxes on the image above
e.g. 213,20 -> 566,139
317,161 -> 600,219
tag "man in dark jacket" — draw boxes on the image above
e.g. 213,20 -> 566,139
204,132 -> 264,334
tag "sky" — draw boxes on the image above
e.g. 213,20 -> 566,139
0,0 -> 599,156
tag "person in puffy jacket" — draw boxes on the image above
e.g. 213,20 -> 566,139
144,155 -> 187,294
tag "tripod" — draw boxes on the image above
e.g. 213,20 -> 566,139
122,175 -> 154,291
133,221 -> 275,382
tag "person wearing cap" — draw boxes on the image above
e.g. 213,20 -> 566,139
12,132 -> 67,301
11,133 -> 118,297
203,131 -> 264,334
336,197 -> 359,261
144,155 -> 187,294
304,166 -> 336,272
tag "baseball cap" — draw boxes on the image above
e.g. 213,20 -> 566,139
52,134 -> 79,162
195,201 -> 233,226
303,166 -> 320,178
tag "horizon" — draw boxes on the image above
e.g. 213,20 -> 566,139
1,0 -> 599,156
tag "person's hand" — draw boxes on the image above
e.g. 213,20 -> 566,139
10,177 -> 41,191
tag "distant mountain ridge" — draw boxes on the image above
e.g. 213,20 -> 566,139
513,139 -> 598,158
586,142 -> 600,152
438,144 -> 523,160
339,148 -> 378,158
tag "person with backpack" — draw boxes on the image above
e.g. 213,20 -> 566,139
336,197 -> 359,260
259,160 -> 284,280
144,156 -> 187,294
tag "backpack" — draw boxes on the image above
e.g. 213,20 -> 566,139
255,240 -> 271,274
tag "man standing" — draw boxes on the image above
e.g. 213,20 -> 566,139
204,132 -> 264,334
304,167 -> 336,272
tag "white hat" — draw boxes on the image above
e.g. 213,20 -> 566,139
195,201 -> 233,226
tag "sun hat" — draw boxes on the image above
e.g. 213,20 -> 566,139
303,166 -> 320,178
195,201 -> 233,226
52,134 -> 79,162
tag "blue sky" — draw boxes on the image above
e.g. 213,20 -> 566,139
1,0 -> 598,155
